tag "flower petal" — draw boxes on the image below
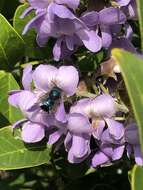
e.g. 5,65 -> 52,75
53,38 -> 62,61
55,0 -> 80,10
125,123 -> 139,145
92,151 -> 110,167
86,94 -> 116,118
116,0 -> 130,6
47,129 -> 63,145
56,66 -> 79,96
101,25 -> 112,48
112,145 -> 125,160
134,145 -> 143,166
71,135 -> 90,158
92,120 -> 105,140
77,29 -> 102,52
55,101 -> 67,123
33,64 -> 58,91
64,132 -> 72,151
99,7 -> 126,25
22,64 -> 33,90
21,121 -> 45,143
67,113 -> 92,135
49,3 -> 76,20
8,90 -> 21,107
28,0 -> 49,9
105,118 -> 125,140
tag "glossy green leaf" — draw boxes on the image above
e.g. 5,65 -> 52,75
13,4 -> 52,59
112,49 -> 143,152
0,14 -> 25,70
136,0 -> 143,49
131,165 -> 143,190
0,126 -> 51,170
0,71 -> 22,124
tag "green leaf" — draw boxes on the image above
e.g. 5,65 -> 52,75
0,14 -> 25,70
136,0 -> 143,49
0,126 -> 51,170
0,71 -> 22,124
112,49 -> 143,153
13,4 -> 52,59
131,165 -> 143,190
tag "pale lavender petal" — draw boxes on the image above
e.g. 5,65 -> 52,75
48,129 -> 63,145
80,11 -> 99,27
112,145 -> 125,160
56,66 -> 79,96
134,145 -> 143,166
36,33 -> 50,47
116,0 -> 130,6
125,123 -> 139,145
101,129 -> 113,143
33,64 -> 58,91
105,118 -> 124,140
55,0 -> 80,10
20,7 -> 34,19
22,13 -> 45,35
12,119 -> 28,129
29,109 -> 55,127
92,151 -> 110,167
53,38 -> 62,61
18,91 -> 37,113
8,91 -> 21,107
128,1 -> 137,19
64,132 -> 72,151
70,98 -> 90,116
71,135 -> 90,158
55,101 -> 67,123
77,29 -> 102,52
125,24 -> 133,39
101,25 -> 112,48
21,121 -> 45,143
28,0 -> 49,9
101,144 -> 113,158
22,64 -> 33,90
126,144 -> 132,158
87,94 -> 116,118
65,36 -> 74,51
67,113 -> 92,135
92,120 -> 105,140
68,148 -> 89,163
99,7 -> 126,25
49,3 -> 76,20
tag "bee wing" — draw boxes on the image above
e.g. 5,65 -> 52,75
37,92 -> 49,104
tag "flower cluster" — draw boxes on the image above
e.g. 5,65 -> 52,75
21,0 -> 137,61
9,64 -> 143,167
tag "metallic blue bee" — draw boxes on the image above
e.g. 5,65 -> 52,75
40,87 -> 61,113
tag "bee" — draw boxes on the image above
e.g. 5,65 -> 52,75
40,87 -> 61,113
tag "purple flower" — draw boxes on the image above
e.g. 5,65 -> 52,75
115,0 -> 137,19
27,0 -> 80,11
8,64 -> 79,143
81,7 -> 126,48
125,123 -> 143,166
22,2 -> 102,61
65,113 -> 92,163
91,120 -> 125,167
64,94 -> 118,164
